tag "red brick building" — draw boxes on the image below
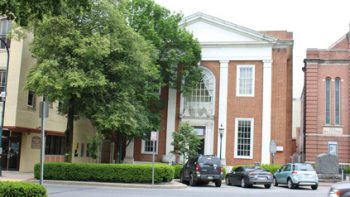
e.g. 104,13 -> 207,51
124,12 -> 294,166
302,29 -> 350,163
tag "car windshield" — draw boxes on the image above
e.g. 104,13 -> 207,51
294,164 -> 314,171
198,156 -> 221,166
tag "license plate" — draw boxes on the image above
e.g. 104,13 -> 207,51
258,177 -> 266,180
208,176 -> 213,180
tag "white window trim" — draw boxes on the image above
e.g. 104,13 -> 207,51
236,65 -> 255,97
141,133 -> 159,155
234,118 -> 254,159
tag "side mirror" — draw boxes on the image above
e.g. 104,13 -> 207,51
277,169 -> 281,173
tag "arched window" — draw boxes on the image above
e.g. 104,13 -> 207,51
325,77 -> 331,125
183,67 -> 215,118
335,77 -> 341,125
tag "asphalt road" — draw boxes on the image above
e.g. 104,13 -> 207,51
46,182 -> 331,197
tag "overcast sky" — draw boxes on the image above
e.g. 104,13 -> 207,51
155,0 -> 350,98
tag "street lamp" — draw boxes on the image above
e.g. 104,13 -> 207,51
219,124 -> 224,160
0,37 -> 10,176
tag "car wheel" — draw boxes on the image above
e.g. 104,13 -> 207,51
180,174 -> 186,184
264,184 -> 271,189
225,176 -> 230,185
311,184 -> 318,190
273,177 -> 278,186
287,178 -> 295,189
215,180 -> 222,187
241,178 -> 247,188
189,174 -> 196,186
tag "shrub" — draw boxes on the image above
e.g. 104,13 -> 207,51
34,162 -> 174,183
173,164 -> 183,179
260,164 -> 282,174
344,166 -> 350,174
229,164 -> 281,174
0,182 -> 47,197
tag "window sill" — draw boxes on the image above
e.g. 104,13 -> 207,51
234,156 -> 253,160
141,152 -> 158,155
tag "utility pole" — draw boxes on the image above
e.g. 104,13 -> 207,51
39,97 -> 48,184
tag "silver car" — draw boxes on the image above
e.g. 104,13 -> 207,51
273,163 -> 318,190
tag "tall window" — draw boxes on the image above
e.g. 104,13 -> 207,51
335,77 -> 341,125
236,65 -> 255,96
184,68 -> 215,117
325,77 -> 331,124
234,118 -> 254,159
27,90 -> 36,108
0,18 -> 11,48
0,70 -> 6,93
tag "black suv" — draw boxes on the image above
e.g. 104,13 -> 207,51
180,155 -> 223,187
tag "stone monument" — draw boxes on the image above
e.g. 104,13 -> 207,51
315,153 -> 341,182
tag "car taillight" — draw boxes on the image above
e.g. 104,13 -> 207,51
249,172 -> 256,176
329,189 -> 340,197
196,164 -> 200,172
268,172 -> 272,176
219,166 -> 224,173
292,171 -> 298,175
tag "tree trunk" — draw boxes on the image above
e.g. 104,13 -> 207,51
65,97 -> 75,162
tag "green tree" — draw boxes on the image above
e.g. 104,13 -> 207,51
0,0 -> 91,26
26,0 -> 159,162
86,133 -> 103,160
171,122 -> 201,164
121,0 -> 202,94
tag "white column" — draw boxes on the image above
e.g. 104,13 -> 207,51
164,88 -> 177,162
123,140 -> 134,163
218,60 -> 229,164
261,59 -> 272,164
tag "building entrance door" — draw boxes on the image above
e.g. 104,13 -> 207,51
1,130 -> 21,171
193,126 -> 206,155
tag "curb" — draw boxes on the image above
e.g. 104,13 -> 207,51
28,179 -> 187,189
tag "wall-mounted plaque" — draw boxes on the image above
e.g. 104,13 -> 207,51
31,136 -> 41,149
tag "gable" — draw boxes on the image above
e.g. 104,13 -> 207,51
329,33 -> 350,49
186,20 -> 257,43
181,12 -> 277,45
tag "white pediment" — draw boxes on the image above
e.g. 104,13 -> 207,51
181,12 -> 277,45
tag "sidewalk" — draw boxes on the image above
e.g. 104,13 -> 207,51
0,171 -> 34,182
0,170 -> 337,189
39,179 -> 187,189
0,171 -> 186,189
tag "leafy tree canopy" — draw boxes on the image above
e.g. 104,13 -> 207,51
26,0 -> 160,160
121,0 -> 202,94
0,0 -> 91,26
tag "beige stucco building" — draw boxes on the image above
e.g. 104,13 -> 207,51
0,19 -> 95,172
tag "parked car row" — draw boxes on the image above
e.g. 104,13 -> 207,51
180,155 -> 319,190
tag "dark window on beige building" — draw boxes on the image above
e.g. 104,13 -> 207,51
45,135 -> 65,155
27,90 -> 36,107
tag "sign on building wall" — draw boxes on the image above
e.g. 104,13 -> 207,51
328,141 -> 338,156
323,127 -> 343,135
31,136 -> 41,149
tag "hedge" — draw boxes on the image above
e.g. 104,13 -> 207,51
260,164 -> 282,174
34,162 -> 174,183
231,164 -> 282,174
0,182 -> 47,197
173,165 -> 183,179
344,166 -> 350,174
